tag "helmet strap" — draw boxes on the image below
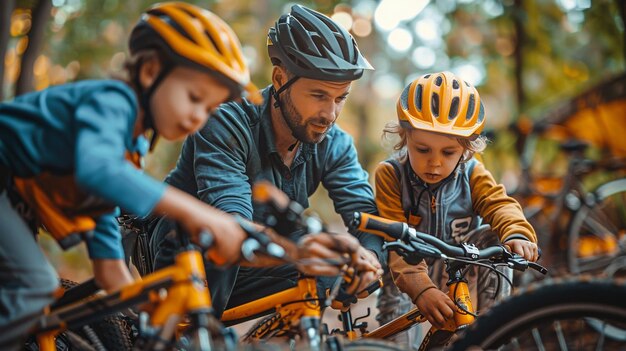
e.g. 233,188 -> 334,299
271,76 -> 299,108
137,62 -> 173,151
271,76 -> 302,145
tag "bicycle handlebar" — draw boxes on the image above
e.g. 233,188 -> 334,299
352,212 -> 547,274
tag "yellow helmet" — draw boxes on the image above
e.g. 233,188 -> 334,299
129,2 -> 260,103
397,71 -> 485,137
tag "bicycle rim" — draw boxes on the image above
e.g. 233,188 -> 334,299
477,303 -> 626,350
568,178 -> 626,275
450,279 -> 626,351
339,339 -> 405,351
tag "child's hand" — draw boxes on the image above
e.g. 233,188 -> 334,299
505,239 -> 539,262
92,258 -> 134,292
415,287 -> 456,329
155,187 -> 248,265
182,204 -> 247,265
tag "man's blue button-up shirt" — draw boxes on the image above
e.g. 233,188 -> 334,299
165,87 -> 384,261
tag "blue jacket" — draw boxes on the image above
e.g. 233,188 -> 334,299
165,86 -> 385,262
0,80 -> 166,259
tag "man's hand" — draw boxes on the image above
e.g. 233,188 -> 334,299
415,287 -> 456,329
295,233 -> 356,276
343,246 -> 383,295
505,239 -> 539,262
294,234 -> 382,274
295,233 -> 383,294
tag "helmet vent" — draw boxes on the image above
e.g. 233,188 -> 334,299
311,36 -> 326,56
449,97 -> 459,120
400,85 -> 410,110
204,30 -> 221,53
431,93 -> 440,117
415,84 -> 423,111
423,74 -> 431,79
435,76 -> 443,86
477,102 -> 485,123
466,94 -> 476,121
452,80 -> 459,89
161,14 -> 195,43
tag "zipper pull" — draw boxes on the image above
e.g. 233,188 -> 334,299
431,195 -> 436,214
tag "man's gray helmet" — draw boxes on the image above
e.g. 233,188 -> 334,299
267,4 -> 373,82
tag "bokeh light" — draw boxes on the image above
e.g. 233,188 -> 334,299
331,11 -> 353,32
411,46 -> 436,69
451,62 -> 484,86
352,18 -> 372,37
372,73 -> 403,100
387,27 -> 413,53
414,18 -> 441,43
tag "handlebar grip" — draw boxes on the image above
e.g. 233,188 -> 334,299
352,212 -> 406,241
357,278 -> 383,298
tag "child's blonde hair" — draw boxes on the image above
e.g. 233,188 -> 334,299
382,121 -> 488,162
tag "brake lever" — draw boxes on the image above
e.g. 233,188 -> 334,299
529,262 -> 548,275
236,217 -> 286,261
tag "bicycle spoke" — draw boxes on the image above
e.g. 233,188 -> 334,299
531,328 -> 546,351
595,320 -> 606,351
554,320 -> 568,351
505,338 -> 522,351
583,210 -> 619,238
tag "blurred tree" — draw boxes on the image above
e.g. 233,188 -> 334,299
0,0 -> 15,99
15,0 -> 51,95
0,0 -> 624,213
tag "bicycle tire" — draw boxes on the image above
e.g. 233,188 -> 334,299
24,279 -> 134,351
338,339 -> 405,351
449,278 -> 626,351
567,178 -> 626,275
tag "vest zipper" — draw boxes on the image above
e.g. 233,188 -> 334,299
430,195 -> 436,214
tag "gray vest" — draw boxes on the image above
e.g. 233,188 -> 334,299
386,157 -> 484,244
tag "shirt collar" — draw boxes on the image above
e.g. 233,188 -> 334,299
134,134 -> 150,157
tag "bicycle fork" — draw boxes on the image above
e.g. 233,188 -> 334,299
419,276 -> 475,351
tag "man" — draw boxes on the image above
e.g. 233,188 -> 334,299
150,4 -> 384,317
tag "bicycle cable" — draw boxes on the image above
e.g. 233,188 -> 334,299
444,256 -> 515,287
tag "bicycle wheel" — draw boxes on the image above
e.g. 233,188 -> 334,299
334,339 -> 405,351
568,178 -> 626,275
449,278 -> 626,351
24,279 -> 134,351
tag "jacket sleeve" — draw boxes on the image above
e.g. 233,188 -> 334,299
191,105 -> 254,219
375,161 -> 436,303
322,131 -> 384,264
469,160 -> 537,243
74,85 -> 165,217
85,208 -> 124,259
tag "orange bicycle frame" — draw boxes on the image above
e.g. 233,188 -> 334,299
360,279 -> 474,343
34,248 -> 213,351
221,276 -> 322,338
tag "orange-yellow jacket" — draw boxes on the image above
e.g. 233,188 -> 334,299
375,157 -> 536,302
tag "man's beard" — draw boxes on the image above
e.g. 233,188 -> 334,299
281,90 -> 333,144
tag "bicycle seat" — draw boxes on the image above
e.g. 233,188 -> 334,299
560,139 -> 589,153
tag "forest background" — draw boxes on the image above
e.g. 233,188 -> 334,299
1,0 -> 624,284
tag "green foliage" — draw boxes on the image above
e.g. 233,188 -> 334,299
2,0 -> 624,269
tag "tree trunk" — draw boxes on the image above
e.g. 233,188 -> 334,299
618,0 -> 626,62
0,0 -> 15,100
15,0 -> 51,96
512,0 -> 525,115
